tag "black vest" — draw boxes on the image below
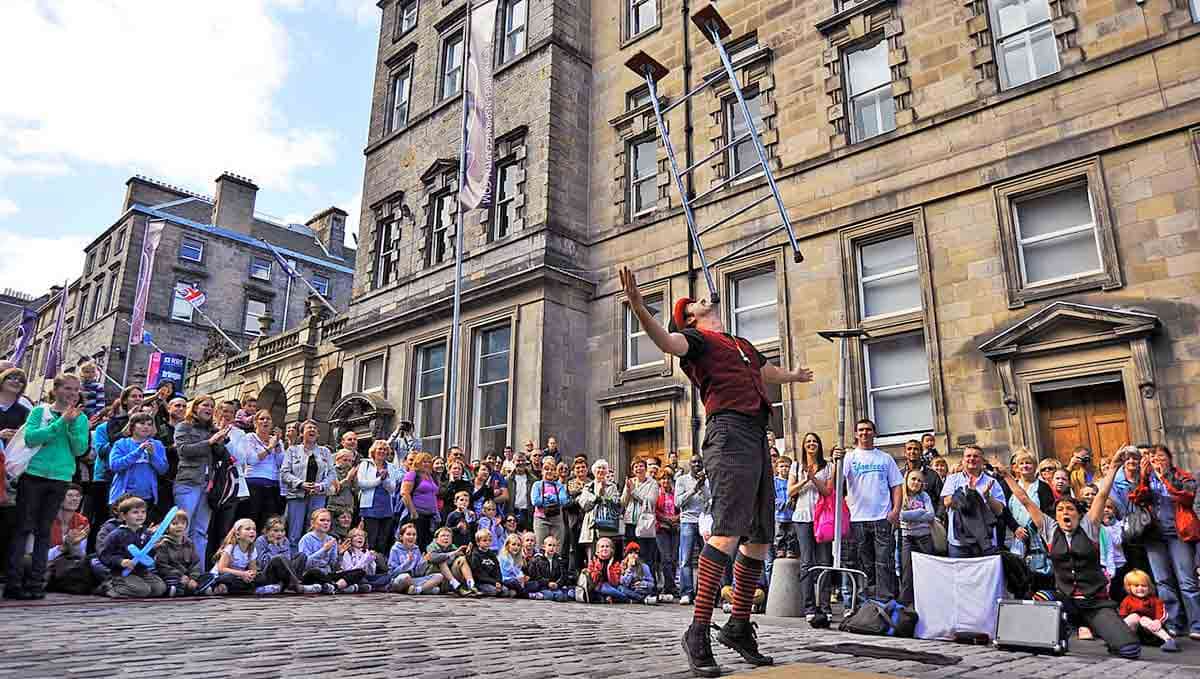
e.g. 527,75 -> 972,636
1049,524 -> 1106,599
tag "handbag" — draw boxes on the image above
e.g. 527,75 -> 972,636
1123,503 -> 1156,545
593,493 -> 621,533
813,492 -> 850,544
4,406 -> 53,481
540,481 -> 562,518
1024,525 -> 1052,576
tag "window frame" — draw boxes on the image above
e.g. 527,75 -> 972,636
88,279 -> 104,323
413,340 -> 448,456
993,157 -> 1121,308
988,0 -> 1060,91
171,281 -> 195,322
472,323 -> 513,460
627,135 -> 658,219
729,267 -> 779,345
311,273 -> 331,298
855,231 -> 923,322
374,199 -> 401,290
1012,180 -> 1104,289
113,227 -> 126,253
863,330 -> 936,440
426,189 -> 455,268
498,0 -> 528,65
105,268 -> 120,312
358,354 -> 386,393
724,89 -> 764,181
387,64 -> 413,133
250,255 -> 273,282
843,36 -> 896,144
627,0 -> 660,40
626,86 -> 651,112
624,295 -> 664,370
438,30 -> 465,102
491,160 -> 519,242
243,298 -> 268,336
395,0 -> 419,39
98,239 -> 110,263
179,236 -> 205,263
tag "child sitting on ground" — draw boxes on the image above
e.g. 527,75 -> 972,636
581,536 -> 620,603
425,526 -> 475,596
527,535 -> 575,601
297,508 -> 347,594
1119,569 -> 1178,652
388,522 -> 446,594
98,496 -> 166,598
613,541 -> 657,605
213,518 -> 305,595
498,533 -> 527,597
447,491 -> 477,548
338,527 -> 381,593
466,528 -> 505,596
155,510 -> 214,596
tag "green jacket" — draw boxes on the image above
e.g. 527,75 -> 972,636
24,405 -> 89,482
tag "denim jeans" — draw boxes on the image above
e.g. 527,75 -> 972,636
6,474 -> 67,592
285,495 -> 327,550
678,522 -> 701,598
795,521 -> 833,614
655,526 -> 679,595
900,533 -> 935,606
1145,536 -> 1200,633
173,482 -> 211,572
852,519 -> 897,602
947,543 -> 987,559
597,582 -> 647,603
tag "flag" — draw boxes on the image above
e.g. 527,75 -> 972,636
175,285 -> 206,308
42,284 -> 69,379
129,219 -> 166,345
8,307 -> 36,365
264,241 -> 299,279
459,0 -> 499,210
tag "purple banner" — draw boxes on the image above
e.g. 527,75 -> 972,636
8,307 -> 36,365
41,284 -> 68,379
459,0 -> 498,210
129,219 -> 166,345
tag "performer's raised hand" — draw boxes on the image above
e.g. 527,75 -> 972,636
619,266 -> 644,310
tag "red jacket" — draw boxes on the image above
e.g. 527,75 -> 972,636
1119,595 -> 1166,621
1132,467 -> 1200,542
587,556 -> 616,586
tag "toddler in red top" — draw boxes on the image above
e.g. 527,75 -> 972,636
1119,568 -> 1178,652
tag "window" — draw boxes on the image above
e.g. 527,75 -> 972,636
857,233 -> 921,319
88,283 -> 103,323
180,236 -> 204,262
171,282 -> 195,322
627,87 -> 651,111
375,213 -> 400,289
499,0 -> 527,64
726,92 -> 763,179
244,299 -> 268,335
731,269 -> 778,344
1192,0 -> 1199,21
106,270 -> 120,312
388,67 -> 412,132
845,38 -> 896,143
865,332 -> 934,438
250,256 -> 272,281
397,0 -> 418,36
625,296 -> 663,369
989,0 -> 1059,90
439,31 -> 464,100
473,325 -> 511,459
766,378 -> 785,451
415,342 -> 446,454
628,0 -> 658,37
99,239 -> 110,262
426,191 -> 455,267
85,252 -> 95,275
113,228 -> 126,252
1013,183 -> 1102,287
628,137 -> 657,218
358,355 -> 384,392
311,274 -> 331,297
492,162 -> 518,241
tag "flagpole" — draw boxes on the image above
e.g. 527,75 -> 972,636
263,241 -> 338,316
120,318 -> 165,353
123,219 -> 153,387
446,0 -> 473,456
190,303 -> 244,354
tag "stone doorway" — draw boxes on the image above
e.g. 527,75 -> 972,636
622,425 -> 665,473
1035,377 -> 1130,467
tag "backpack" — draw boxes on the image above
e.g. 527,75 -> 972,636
207,451 -> 244,511
4,406 -> 53,481
593,497 -> 621,532
840,599 -> 918,637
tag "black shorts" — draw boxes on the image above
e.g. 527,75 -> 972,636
702,411 -> 774,545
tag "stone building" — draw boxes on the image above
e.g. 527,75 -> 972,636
191,0 -> 1200,470
10,172 -> 355,400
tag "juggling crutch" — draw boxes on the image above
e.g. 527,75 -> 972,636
810,329 -> 869,620
624,4 -> 803,304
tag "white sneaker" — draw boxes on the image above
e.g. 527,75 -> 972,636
342,584 -> 358,594
679,595 -> 691,605
723,602 -> 732,614
659,594 -> 675,604
644,595 -> 658,605
321,583 -> 336,594
255,584 -> 282,595
302,584 -> 323,594
407,585 -> 420,595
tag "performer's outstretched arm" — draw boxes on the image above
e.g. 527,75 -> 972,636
761,364 -> 814,385
620,267 -> 689,357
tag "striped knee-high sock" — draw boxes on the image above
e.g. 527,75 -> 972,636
731,552 -> 764,622
693,544 -> 731,627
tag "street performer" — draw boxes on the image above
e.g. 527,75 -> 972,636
620,267 -> 814,677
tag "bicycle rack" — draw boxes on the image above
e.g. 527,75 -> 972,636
625,4 -> 802,304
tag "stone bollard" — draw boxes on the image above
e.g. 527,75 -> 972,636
765,558 -> 806,618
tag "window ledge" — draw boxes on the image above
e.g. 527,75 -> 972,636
1008,274 -> 1121,309
620,24 -> 662,51
615,361 -> 671,386
172,262 -> 209,278
816,0 -> 898,35
699,45 -> 773,83
608,100 -> 668,128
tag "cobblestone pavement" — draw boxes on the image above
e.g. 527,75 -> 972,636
1,594 -> 1199,679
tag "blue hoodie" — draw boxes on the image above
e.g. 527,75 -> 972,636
108,437 -> 168,504
774,476 -> 789,522
388,542 -> 426,578
254,535 -> 294,570
298,531 -> 339,573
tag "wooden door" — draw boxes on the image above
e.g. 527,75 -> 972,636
624,427 -> 665,472
1037,382 -> 1129,466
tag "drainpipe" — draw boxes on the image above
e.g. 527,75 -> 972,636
682,0 -> 701,458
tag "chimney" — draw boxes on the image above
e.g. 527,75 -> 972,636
211,172 -> 259,234
306,207 -> 348,260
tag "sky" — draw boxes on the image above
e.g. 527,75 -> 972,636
0,0 -> 380,297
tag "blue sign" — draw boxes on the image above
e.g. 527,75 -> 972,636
146,352 -> 187,395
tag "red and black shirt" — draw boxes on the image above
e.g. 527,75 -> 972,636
680,328 -> 771,421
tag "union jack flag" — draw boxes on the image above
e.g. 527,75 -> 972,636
175,285 -> 206,308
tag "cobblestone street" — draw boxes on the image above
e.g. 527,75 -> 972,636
2,594 -> 1199,678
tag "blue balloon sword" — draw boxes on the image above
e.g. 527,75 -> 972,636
123,505 -> 179,576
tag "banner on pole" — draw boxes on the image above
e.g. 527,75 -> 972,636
146,352 -> 186,394
41,284 -> 69,379
175,284 -> 207,308
8,307 -> 36,365
130,219 -> 166,345
459,0 -> 498,210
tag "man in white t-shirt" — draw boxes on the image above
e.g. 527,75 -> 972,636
833,418 -> 902,601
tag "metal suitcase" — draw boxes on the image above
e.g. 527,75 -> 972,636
993,599 -> 1069,655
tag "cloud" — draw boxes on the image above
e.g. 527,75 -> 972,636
0,1 -> 337,193
333,0 -> 379,27
0,228 -> 88,294
0,198 -> 16,219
